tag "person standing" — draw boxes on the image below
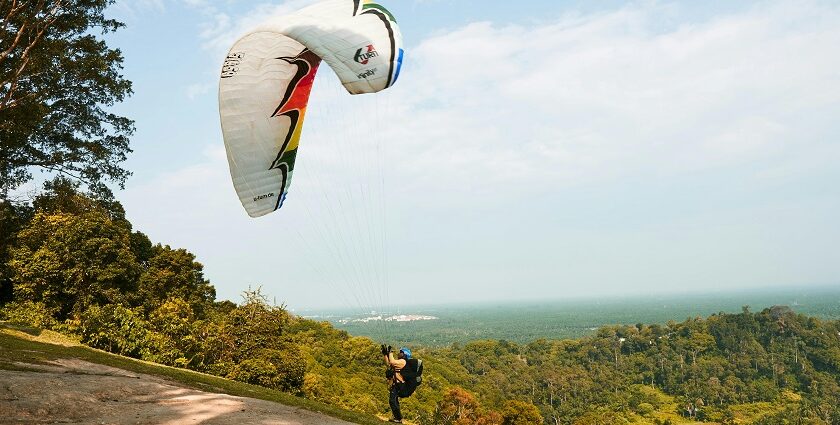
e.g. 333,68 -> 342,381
381,345 -> 412,423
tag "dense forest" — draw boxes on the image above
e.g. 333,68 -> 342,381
2,182 -> 840,425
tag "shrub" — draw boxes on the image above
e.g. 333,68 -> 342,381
76,304 -> 150,358
227,358 -> 279,388
0,300 -> 57,329
637,402 -> 655,416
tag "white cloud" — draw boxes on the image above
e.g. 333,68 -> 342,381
111,0 -> 166,15
380,1 -> 840,207
186,82 -> 214,99
194,1 -> 322,56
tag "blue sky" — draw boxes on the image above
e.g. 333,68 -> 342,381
70,0 -> 840,310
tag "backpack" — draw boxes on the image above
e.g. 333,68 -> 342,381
386,357 -> 425,397
400,358 -> 423,393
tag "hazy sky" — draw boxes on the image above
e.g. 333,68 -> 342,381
65,0 -> 840,310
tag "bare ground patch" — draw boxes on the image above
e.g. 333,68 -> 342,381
0,358 -> 354,425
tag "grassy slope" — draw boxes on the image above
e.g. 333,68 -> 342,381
0,322 -> 386,425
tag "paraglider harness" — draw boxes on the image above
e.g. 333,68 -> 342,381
384,349 -> 423,397
396,357 -> 423,397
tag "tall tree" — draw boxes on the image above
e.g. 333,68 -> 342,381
434,387 -> 485,425
135,244 -> 216,317
8,209 -> 140,320
0,0 -> 134,196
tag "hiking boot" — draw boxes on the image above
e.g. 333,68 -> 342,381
388,419 -> 403,423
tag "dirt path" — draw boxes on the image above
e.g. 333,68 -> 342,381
0,358 -> 355,425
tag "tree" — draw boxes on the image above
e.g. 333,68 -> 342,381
135,244 -> 216,317
8,209 -> 139,320
501,400 -> 543,425
146,298 -> 198,366
32,177 -> 128,225
204,290 -> 305,392
225,287 -> 291,358
0,0 -> 134,195
434,387 -> 483,425
687,331 -> 716,364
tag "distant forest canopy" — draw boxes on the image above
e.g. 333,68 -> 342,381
328,289 -> 840,347
2,183 -> 840,425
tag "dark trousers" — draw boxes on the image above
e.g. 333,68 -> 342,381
389,385 -> 403,420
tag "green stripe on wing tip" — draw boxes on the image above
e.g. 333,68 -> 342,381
363,3 -> 397,22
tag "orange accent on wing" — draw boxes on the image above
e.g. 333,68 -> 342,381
277,61 -> 321,116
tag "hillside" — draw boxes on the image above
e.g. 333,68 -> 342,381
0,323 -> 382,425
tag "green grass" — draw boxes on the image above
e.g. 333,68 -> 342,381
0,322 -> 387,425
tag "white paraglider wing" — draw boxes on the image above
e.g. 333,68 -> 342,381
219,0 -> 404,218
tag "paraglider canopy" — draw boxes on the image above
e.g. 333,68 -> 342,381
218,0 -> 404,218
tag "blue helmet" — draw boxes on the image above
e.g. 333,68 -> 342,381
399,347 -> 412,358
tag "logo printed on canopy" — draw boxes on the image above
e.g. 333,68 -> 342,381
354,44 -> 379,64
